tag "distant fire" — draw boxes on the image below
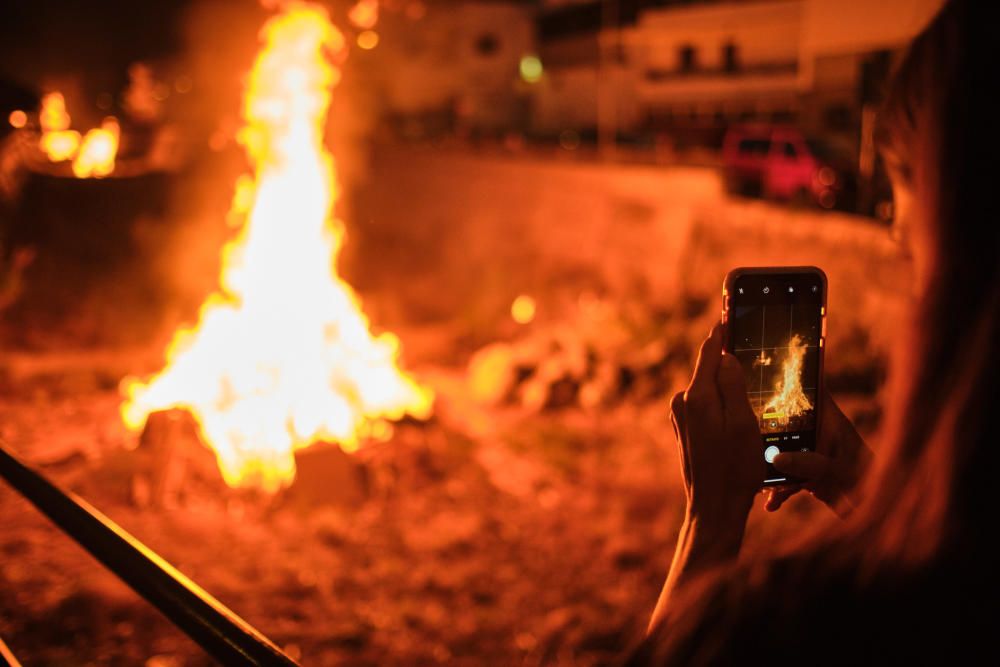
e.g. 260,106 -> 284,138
73,118 -> 120,178
38,93 -> 81,162
761,334 -> 812,426
121,2 -> 432,492
37,91 -> 119,177
752,350 -> 772,368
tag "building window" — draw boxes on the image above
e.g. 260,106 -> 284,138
738,138 -> 771,156
476,33 -> 500,57
678,44 -> 697,73
723,42 -> 739,73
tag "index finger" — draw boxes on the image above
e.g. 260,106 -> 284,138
687,322 -> 724,397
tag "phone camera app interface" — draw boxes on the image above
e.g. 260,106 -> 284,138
730,276 -> 822,449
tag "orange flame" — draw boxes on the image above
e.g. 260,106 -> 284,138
72,117 -> 120,178
39,129 -> 81,162
38,92 -> 81,162
39,92 -> 70,132
761,334 -> 812,426
120,2 -> 433,492
38,91 -> 119,176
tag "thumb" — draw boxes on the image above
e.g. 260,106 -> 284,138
771,451 -> 830,482
764,485 -> 800,512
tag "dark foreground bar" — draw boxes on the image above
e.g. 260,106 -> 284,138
0,441 -> 299,666
0,634 -> 23,667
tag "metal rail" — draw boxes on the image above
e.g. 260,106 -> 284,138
0,440 -> 299,666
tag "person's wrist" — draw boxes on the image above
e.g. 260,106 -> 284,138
687,490 -> 753,532
682,504 -> 748,560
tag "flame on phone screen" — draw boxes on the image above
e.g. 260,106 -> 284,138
760,334 -> 813,426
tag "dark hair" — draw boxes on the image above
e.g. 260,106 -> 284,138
635,1 -> 999,662
861,0 -> 998,566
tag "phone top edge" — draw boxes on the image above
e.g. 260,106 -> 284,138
723,266 -> 828,290
723,266 -> 828,312
722,266 -> 827,351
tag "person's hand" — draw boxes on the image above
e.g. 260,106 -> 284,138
670,322 -> 764,540
648,324 -> 763,629
764,390 -> 873,518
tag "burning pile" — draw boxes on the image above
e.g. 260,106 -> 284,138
761,334 -> 813,427
121,2 -> 432,493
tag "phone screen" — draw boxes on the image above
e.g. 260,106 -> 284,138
726,271 -> 825,484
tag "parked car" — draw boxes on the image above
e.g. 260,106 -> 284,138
722,124 -> 854,209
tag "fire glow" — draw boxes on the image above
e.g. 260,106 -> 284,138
38,93 -> 81,163
121,2 -> 433,492
37,91 -> 120,177
73,118 -> 120,178
761,334 -> 812,425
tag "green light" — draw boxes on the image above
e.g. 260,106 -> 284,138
520,55 -> 543,83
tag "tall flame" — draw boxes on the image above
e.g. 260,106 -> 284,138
121,2 -> 433,492
761,334 -> 812,426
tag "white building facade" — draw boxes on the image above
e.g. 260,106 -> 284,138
533,0 -> 945,148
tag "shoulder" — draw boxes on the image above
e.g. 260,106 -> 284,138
629,551 -> 994,666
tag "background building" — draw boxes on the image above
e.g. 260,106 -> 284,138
371,1 -> 537,137
533,0 -> 944,157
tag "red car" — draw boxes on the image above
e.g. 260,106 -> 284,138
722,124 -> 850,209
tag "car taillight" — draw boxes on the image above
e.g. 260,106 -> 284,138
816,167 -> 837,187
817,166 -> 836,187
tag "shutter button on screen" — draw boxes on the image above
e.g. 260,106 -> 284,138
764,445 -> 780,463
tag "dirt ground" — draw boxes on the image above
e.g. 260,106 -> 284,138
1,347 -> 884,667
0,147 -> 897,665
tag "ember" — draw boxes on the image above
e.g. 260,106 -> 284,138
120,2 -> 433,493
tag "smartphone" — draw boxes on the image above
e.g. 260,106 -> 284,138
722,267 -> 827,486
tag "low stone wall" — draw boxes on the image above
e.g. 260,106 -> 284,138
351,147 -> 719,327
